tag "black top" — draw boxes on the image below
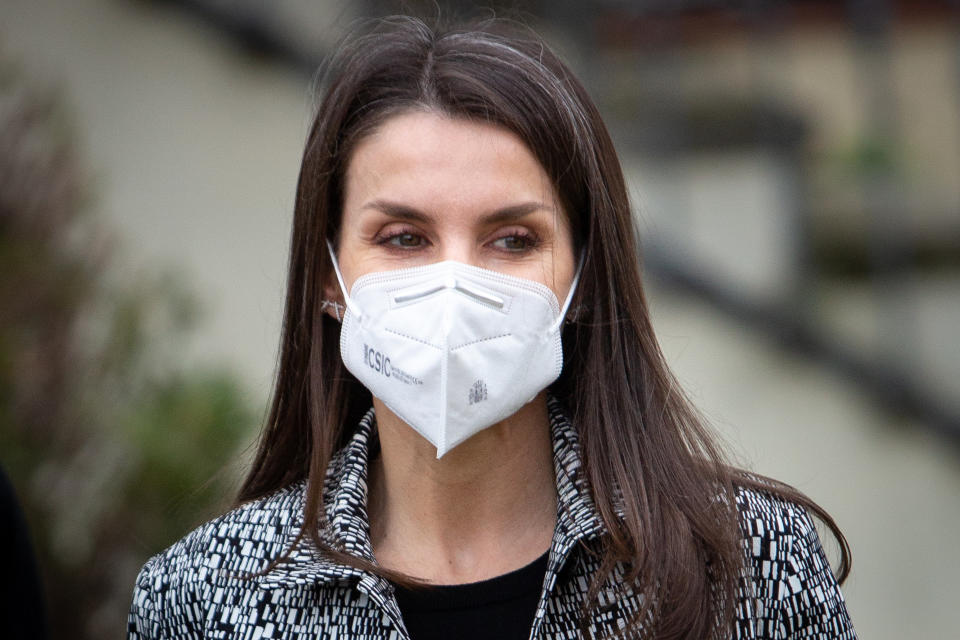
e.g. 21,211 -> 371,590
393,551 -> 550,640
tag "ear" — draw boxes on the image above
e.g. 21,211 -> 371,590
321,272 -> 346,322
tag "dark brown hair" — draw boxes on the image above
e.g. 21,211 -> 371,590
238,15 -> 850,639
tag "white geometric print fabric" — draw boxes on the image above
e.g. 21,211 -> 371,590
128,398 -> 857,639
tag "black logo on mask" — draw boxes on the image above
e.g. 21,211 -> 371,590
361,343 -> 423,386
364,343 -> 391,377
468,379 -> 488,405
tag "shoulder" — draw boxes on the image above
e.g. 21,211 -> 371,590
731,481 -> 857,638
733,480 -> 826,578
732,479 -> 837,572
128,482 -> 307,637
144,481 -> 305,582
734,481 -> 813,542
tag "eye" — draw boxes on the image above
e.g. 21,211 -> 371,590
491,232 -> 538,252
383,232 -> 424,249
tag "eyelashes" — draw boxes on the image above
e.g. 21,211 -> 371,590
373,226 -> 542,253
378,230 -> 424,249
371,224 -> 424,249
489,229 -> 540,251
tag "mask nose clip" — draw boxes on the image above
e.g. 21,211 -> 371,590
389,267 -> 506,310
453,279 -> 505,310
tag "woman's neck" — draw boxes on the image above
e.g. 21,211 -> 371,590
367,392 -> 557,585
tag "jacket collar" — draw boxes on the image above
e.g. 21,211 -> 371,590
260,396 -> 605,590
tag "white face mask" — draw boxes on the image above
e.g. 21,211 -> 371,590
328,240 -> 583,457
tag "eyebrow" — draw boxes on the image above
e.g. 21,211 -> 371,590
360,199 -> 552,224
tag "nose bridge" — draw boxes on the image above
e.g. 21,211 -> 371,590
437,235 -> 476,266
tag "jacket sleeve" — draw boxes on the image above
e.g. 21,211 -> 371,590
127,552 -> 203,640
127,556 -> 162,640
776,505 -> 857,639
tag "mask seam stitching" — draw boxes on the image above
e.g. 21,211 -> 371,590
449,333 -> 513,351
438,303 -> 449,455
382,328 -> 444,349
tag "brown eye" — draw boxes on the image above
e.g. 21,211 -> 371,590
389,233 -> 423,248
493,234 -> 534,251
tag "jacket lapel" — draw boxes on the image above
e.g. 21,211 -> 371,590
529,397 -> 608,639
259,408 -> 377,588
258,410 -> 410,636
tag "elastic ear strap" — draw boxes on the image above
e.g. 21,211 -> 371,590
326,239 -> 361,318
551,250 -> 586,333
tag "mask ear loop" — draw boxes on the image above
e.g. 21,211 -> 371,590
325,239 -> 362,320
550,250 -> 586,334
319,300 -> 344,321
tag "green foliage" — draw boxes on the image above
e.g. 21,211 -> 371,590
124,373 -> 253,549
0,53 -> 257,638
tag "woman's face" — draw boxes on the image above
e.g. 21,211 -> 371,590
332,111 -> 576,304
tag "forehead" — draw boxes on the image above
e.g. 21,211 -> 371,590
342,111 -> 561,216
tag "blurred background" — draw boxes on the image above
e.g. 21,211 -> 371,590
1,0 -> 957,637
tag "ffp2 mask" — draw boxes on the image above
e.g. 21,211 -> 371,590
328,240 -> 582,457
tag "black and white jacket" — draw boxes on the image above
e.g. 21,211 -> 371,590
128,401 -> 857,639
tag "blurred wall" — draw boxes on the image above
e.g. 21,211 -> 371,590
2,0 -> 313,394
1,0 -> 958,638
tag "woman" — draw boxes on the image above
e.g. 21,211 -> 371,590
128,16 -> 856,640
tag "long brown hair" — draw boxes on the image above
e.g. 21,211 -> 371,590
238,15 -> 850,639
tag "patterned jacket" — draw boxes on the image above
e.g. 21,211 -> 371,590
127,401 -> 857,639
